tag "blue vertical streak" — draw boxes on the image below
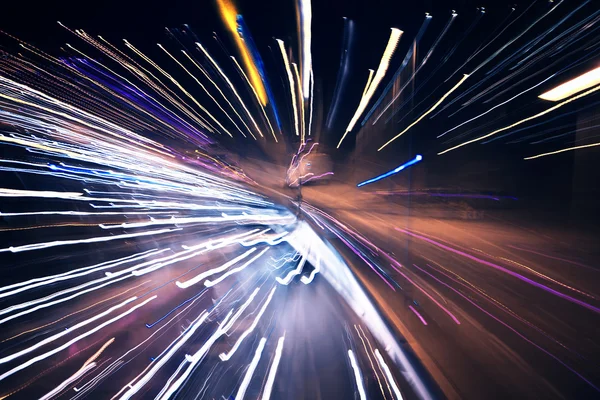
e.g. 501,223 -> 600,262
236,15 -> 283,131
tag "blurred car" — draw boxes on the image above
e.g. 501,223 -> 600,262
286,152 -> 333,188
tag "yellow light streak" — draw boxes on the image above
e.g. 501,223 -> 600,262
216,0 -> 268,105
439,83 -> 600,155
378,73 -> 469,151
524,141 -> 600,160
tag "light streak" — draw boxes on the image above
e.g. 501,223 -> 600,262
301,252 -> 320,284
377,74 -> 469,151
337,28 -> 403,148
362,69 -> 375,98
292,62 -> 306,143
205,247 -> 270,287
216,0 -> 268,105
0,249 -> 164,298
358,325 -> 394,399
0,227 -> 178,253
0,274 -> 132,325
0,296 -> 156,382
219,286 -> 277,361
326,17 -> 356,130
431,1 -> 565,118
539,66 -> 600,101
308,68 -> 314,135
408,305 -> 428,326
276,247 -> 308,285
231,56 -> 278,141
196,42 -> 263,138
260,334 -> 285,400
157,44 -> 239,137
110,285 -> 229,399
348,349 -> 367,400
120,40 -> 220,135
0,298 -> 134,364
375,349 -> 404,400
437,74 -> 555,138
176,247 -> 257,288
181,50 -> 252,138
411,263 -> 600,392
235,337 -> 267,400
357,155 -> 422,187
40,362 -> 96,400
221,288 -> 261,333
470,1 -> 564,76
40,338 -> 115,400
355,325 -> 388,400
438,82 -> 600,155
117,309 -> 211,399
2,283 -> 148,343
157,310 -> 234,399
372,12 -> 455,125
362,14 -> 432,126
395,228 -> 600,315
277,39 -> 299,138
73,361 -> 123,396
524,141 -> 600,160
300,0 -> 313,97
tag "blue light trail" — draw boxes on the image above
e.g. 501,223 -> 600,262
357,155 -> 422,187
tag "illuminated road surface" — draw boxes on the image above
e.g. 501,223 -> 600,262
243,157 -> 600,399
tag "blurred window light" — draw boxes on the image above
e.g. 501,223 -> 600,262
539,66 -> 600,101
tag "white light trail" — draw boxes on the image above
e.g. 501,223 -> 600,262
292,62 -> 306,143
0,227 -> 178,253
301,252 -> 320,284
348,349 -> 367,400
235,337 -> 267,400
0,296 -> 156,382
40,362 -> 96,400
205,247 -> 270,287
300,0 -> 312,97
375,349 -> 404,400
276,251 -> 307,285
41,337 -> 114,400
0,249 -> 165,299
355,325 -> 388,400
196,42 -> 264,139
276,39 -> 300,138
0,275 -> 131,325
437,74 -> 555,138
219,287 -> 277,361
117,309 -> 211,400
221,288 -> 261,333
176,248 -> 257,289
0,298 -> 134,364
157,310 -> 234,400
261,334 -> 286,400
